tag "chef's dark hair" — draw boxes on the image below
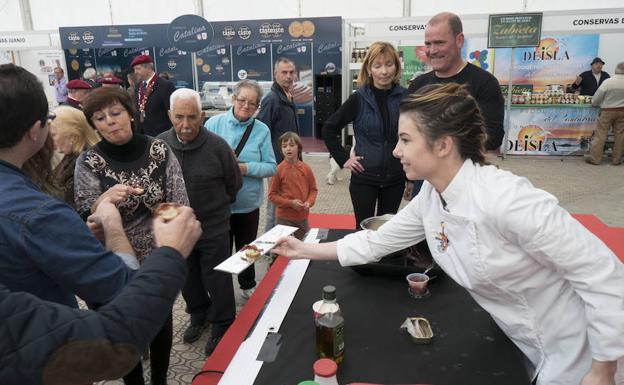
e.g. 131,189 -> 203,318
400,83 -> 487,165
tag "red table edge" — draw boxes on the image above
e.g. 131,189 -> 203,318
192,214 -> 623,384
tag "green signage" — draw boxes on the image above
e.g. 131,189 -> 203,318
488,13 -> 542,48
500,84 -> 534,95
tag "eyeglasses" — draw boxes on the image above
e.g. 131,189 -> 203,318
235,98 -> 258,109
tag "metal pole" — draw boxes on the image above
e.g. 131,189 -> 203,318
18,0 -> 34,30
108,0 -> 114,24
195,0 -> 204,17
403,0 -> 411,17
502,47 -> 515,159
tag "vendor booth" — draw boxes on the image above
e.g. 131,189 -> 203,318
57,16 -> 342,137
343,8 -> 624,156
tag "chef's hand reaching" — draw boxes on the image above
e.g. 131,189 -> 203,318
273,236 -> 339,261
580,360 -> 617,385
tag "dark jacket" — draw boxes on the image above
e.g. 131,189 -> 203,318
256,82 -> 299,162
0,247 -> 186,385
134,76 -> 176,137
353,84 -> 406,184
158,128 -> 242,237
570,70 -> 610,96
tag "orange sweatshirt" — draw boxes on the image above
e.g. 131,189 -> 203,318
268,160 -> 318,221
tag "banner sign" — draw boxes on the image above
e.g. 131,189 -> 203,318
167,14 -> 214,52
64,48 -> 96,80
313,41 -> 342,75
60,17 -> 341,49
232,43 -> 272,81
506,106 -> 599,156
499,84 -> 534,95
488,13 -> 542,48
494,34 -> 599,91
155,47 -> 195,89
0,33 -> 51,49
196,44 -> 233,82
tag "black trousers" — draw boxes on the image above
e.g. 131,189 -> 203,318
122,313 -> 172,385
349,179 -> 404,229
230,209 -> 259,290
182,233 -> 236,336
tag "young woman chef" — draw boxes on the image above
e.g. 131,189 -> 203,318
274,83 -> 624,385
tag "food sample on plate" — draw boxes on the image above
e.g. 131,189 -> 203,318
240,244 -> 263,262
153,203 -> 182,222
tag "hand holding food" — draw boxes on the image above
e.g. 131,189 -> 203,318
153,205 -> 201,258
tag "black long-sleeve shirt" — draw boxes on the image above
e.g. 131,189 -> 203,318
408,63 -> 505,151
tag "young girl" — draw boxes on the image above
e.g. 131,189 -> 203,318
268,132 -> 318,239
274,83 -> 624,385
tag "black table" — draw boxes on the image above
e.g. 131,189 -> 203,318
254,229 -> 530,385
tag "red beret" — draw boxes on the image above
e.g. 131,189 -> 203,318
131,54 -> 153,67
98,76 -> 123,85
67,79 -> 93,90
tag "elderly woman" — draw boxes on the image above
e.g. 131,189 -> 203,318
204,79 -> 277,299
74,87 -> 188,385
49,105 -> 100,207
322,41 -> 407,229
275,83 -> 624,385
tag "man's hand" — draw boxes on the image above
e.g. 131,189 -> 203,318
153,206 -> 201,258
87,198 -> 135,256
575,75 -> 583,86
87,198 -> 124,241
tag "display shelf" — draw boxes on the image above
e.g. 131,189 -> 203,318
509,104 -> 597,108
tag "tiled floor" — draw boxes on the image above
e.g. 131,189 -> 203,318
98,152 -> 624,385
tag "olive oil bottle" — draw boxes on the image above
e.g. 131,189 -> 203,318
314,285 -> 344,364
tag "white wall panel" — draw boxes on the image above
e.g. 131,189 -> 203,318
30,0 -> 111,29
302,0 -> 403,18
0,0 -> 24,31
409,0 -> 523,17
110,0 -> 195,25
203,0 -> 299,21
525,0 -> 624,12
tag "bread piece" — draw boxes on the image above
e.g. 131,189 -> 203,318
154,203 -> 182,222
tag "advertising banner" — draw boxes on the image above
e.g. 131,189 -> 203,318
167,14 -> 214,52
488,13 -> 542,48
232,43 -> 272,81
313,41 -> 341,75
155,47 -> 195,89
398,45 -> 429,86
506,106 -> 599,156
60,17 -> 341,49
196,44 -> 233,83
494,34 -> 599,91
463,37 -> 495,74
272,42 -> 314,136
64,48 -> 96,80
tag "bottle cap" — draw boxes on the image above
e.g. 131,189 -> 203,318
322,285 -> 336,301
313,358 -> 338,377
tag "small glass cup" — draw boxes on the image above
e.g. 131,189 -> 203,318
406,273 -> 430,299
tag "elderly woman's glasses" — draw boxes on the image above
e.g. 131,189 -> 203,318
235,98 -> 258,109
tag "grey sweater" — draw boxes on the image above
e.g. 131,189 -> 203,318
158,128 -> 242,237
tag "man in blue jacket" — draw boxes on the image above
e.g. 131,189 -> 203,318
0,202 -> 201,385
256,57 -> 300,232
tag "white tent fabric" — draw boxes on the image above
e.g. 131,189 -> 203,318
2,0 -> 624,32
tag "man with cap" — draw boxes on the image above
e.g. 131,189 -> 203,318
98,75 -> 124,88
586,61 -> 624,165
570,57 -> 610,96
131,54 -> 176,137
66,79 -> 93,110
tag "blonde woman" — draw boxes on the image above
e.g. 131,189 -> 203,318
50,106 -> 100,207
322,41 -> 407,229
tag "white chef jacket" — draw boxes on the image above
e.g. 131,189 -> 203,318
337,159 -> 624,385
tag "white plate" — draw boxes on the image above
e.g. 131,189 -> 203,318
214,225 -> 298,274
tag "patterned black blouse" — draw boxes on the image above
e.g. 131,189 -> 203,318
74,134 -> 188,262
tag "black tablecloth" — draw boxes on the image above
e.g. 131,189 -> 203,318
254,229 -> 530,385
